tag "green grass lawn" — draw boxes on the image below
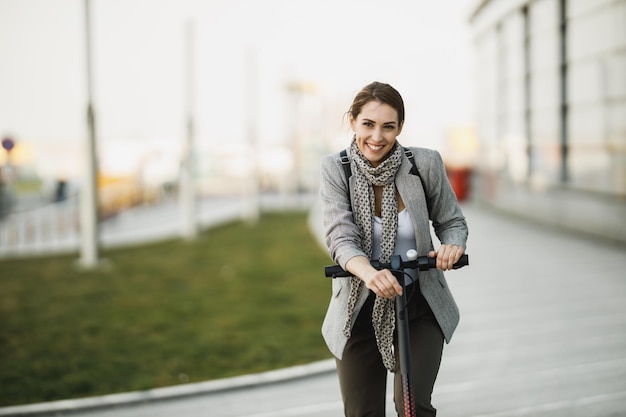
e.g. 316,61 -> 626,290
0,211 -> 334,407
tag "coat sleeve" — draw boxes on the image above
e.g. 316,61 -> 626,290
319,154 -> 368,269
419,149 -> 468,248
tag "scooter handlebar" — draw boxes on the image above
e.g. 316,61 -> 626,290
324,254 -> 469,278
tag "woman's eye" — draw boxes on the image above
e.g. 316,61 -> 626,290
363,122 -> 373,127
384,125 -> 395,130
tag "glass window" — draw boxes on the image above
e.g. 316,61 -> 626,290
605,53 -> 626,100
569,8 -> 613,60
569,61 -> 603,104
531,71 -> 559,108
529,0 -> 559,33
569,105 -> 605,143
532,109 -> 559,146
568,0 -> 614,18
607,101 -> 626,138
531,31 -> 559,72
569,146 -> 612,192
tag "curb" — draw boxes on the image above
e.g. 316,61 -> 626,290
0,359 -> 336,416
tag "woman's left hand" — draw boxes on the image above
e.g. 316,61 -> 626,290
428,244 -> 465,271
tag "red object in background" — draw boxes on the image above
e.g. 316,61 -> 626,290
446,167 -> 471,202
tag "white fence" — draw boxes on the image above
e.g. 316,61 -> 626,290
0,193 -> 317,259
0,196 -> 81,258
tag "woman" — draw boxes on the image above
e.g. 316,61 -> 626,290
319,81 -> 468,416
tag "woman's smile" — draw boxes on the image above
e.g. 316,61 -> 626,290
350,100 -> 403,167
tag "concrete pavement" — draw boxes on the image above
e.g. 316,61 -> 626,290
2,199 -> 626,416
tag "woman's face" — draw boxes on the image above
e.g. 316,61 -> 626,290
350,100 -> 403,167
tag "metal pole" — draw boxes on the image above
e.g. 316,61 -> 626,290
79,0 -> 100,268
244,46 -> 260,224
179,19 -> 197,240
558,0 -> 569,183
391,255 -> 416,417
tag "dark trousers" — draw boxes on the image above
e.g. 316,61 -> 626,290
336,286 -> 444,417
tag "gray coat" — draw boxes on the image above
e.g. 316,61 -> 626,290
319,145 -> 468,359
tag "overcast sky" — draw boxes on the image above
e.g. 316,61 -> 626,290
0,0 -> 477,179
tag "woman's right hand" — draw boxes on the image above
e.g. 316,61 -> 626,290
346,256 -> 403,299
362,268 -> 403,299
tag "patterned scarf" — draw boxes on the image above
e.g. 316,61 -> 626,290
343,138 -> 403,372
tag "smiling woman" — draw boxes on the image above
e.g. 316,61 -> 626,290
348,83 -> 405,167
319,81 -> 468,416
351,101 -> 401,164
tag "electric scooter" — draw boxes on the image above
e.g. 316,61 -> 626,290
325,250 -> 469,417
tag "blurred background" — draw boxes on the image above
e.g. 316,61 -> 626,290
1,0 -> 626,413
0,0 -> 624,253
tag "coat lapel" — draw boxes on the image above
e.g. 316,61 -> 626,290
396,151 -> 432,256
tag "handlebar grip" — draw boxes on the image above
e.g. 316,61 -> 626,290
454,254 -> 469,269
324,254 -> 468,277
324,265 -> 349,277
416,254 -> 469,270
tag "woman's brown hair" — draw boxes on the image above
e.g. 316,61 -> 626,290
348,81 -> 405,125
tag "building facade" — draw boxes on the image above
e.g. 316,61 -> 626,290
470,0 -> 626,243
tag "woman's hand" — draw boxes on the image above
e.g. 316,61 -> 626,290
345,256 -> 403,299
429,244 -> 465,271
362,269 -> 403,299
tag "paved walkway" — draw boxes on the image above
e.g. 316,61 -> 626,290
2,200 -> 626,416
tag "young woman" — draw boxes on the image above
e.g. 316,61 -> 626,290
319,81 -> 468,416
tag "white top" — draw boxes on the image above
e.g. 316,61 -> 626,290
372,209 -> 418,286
